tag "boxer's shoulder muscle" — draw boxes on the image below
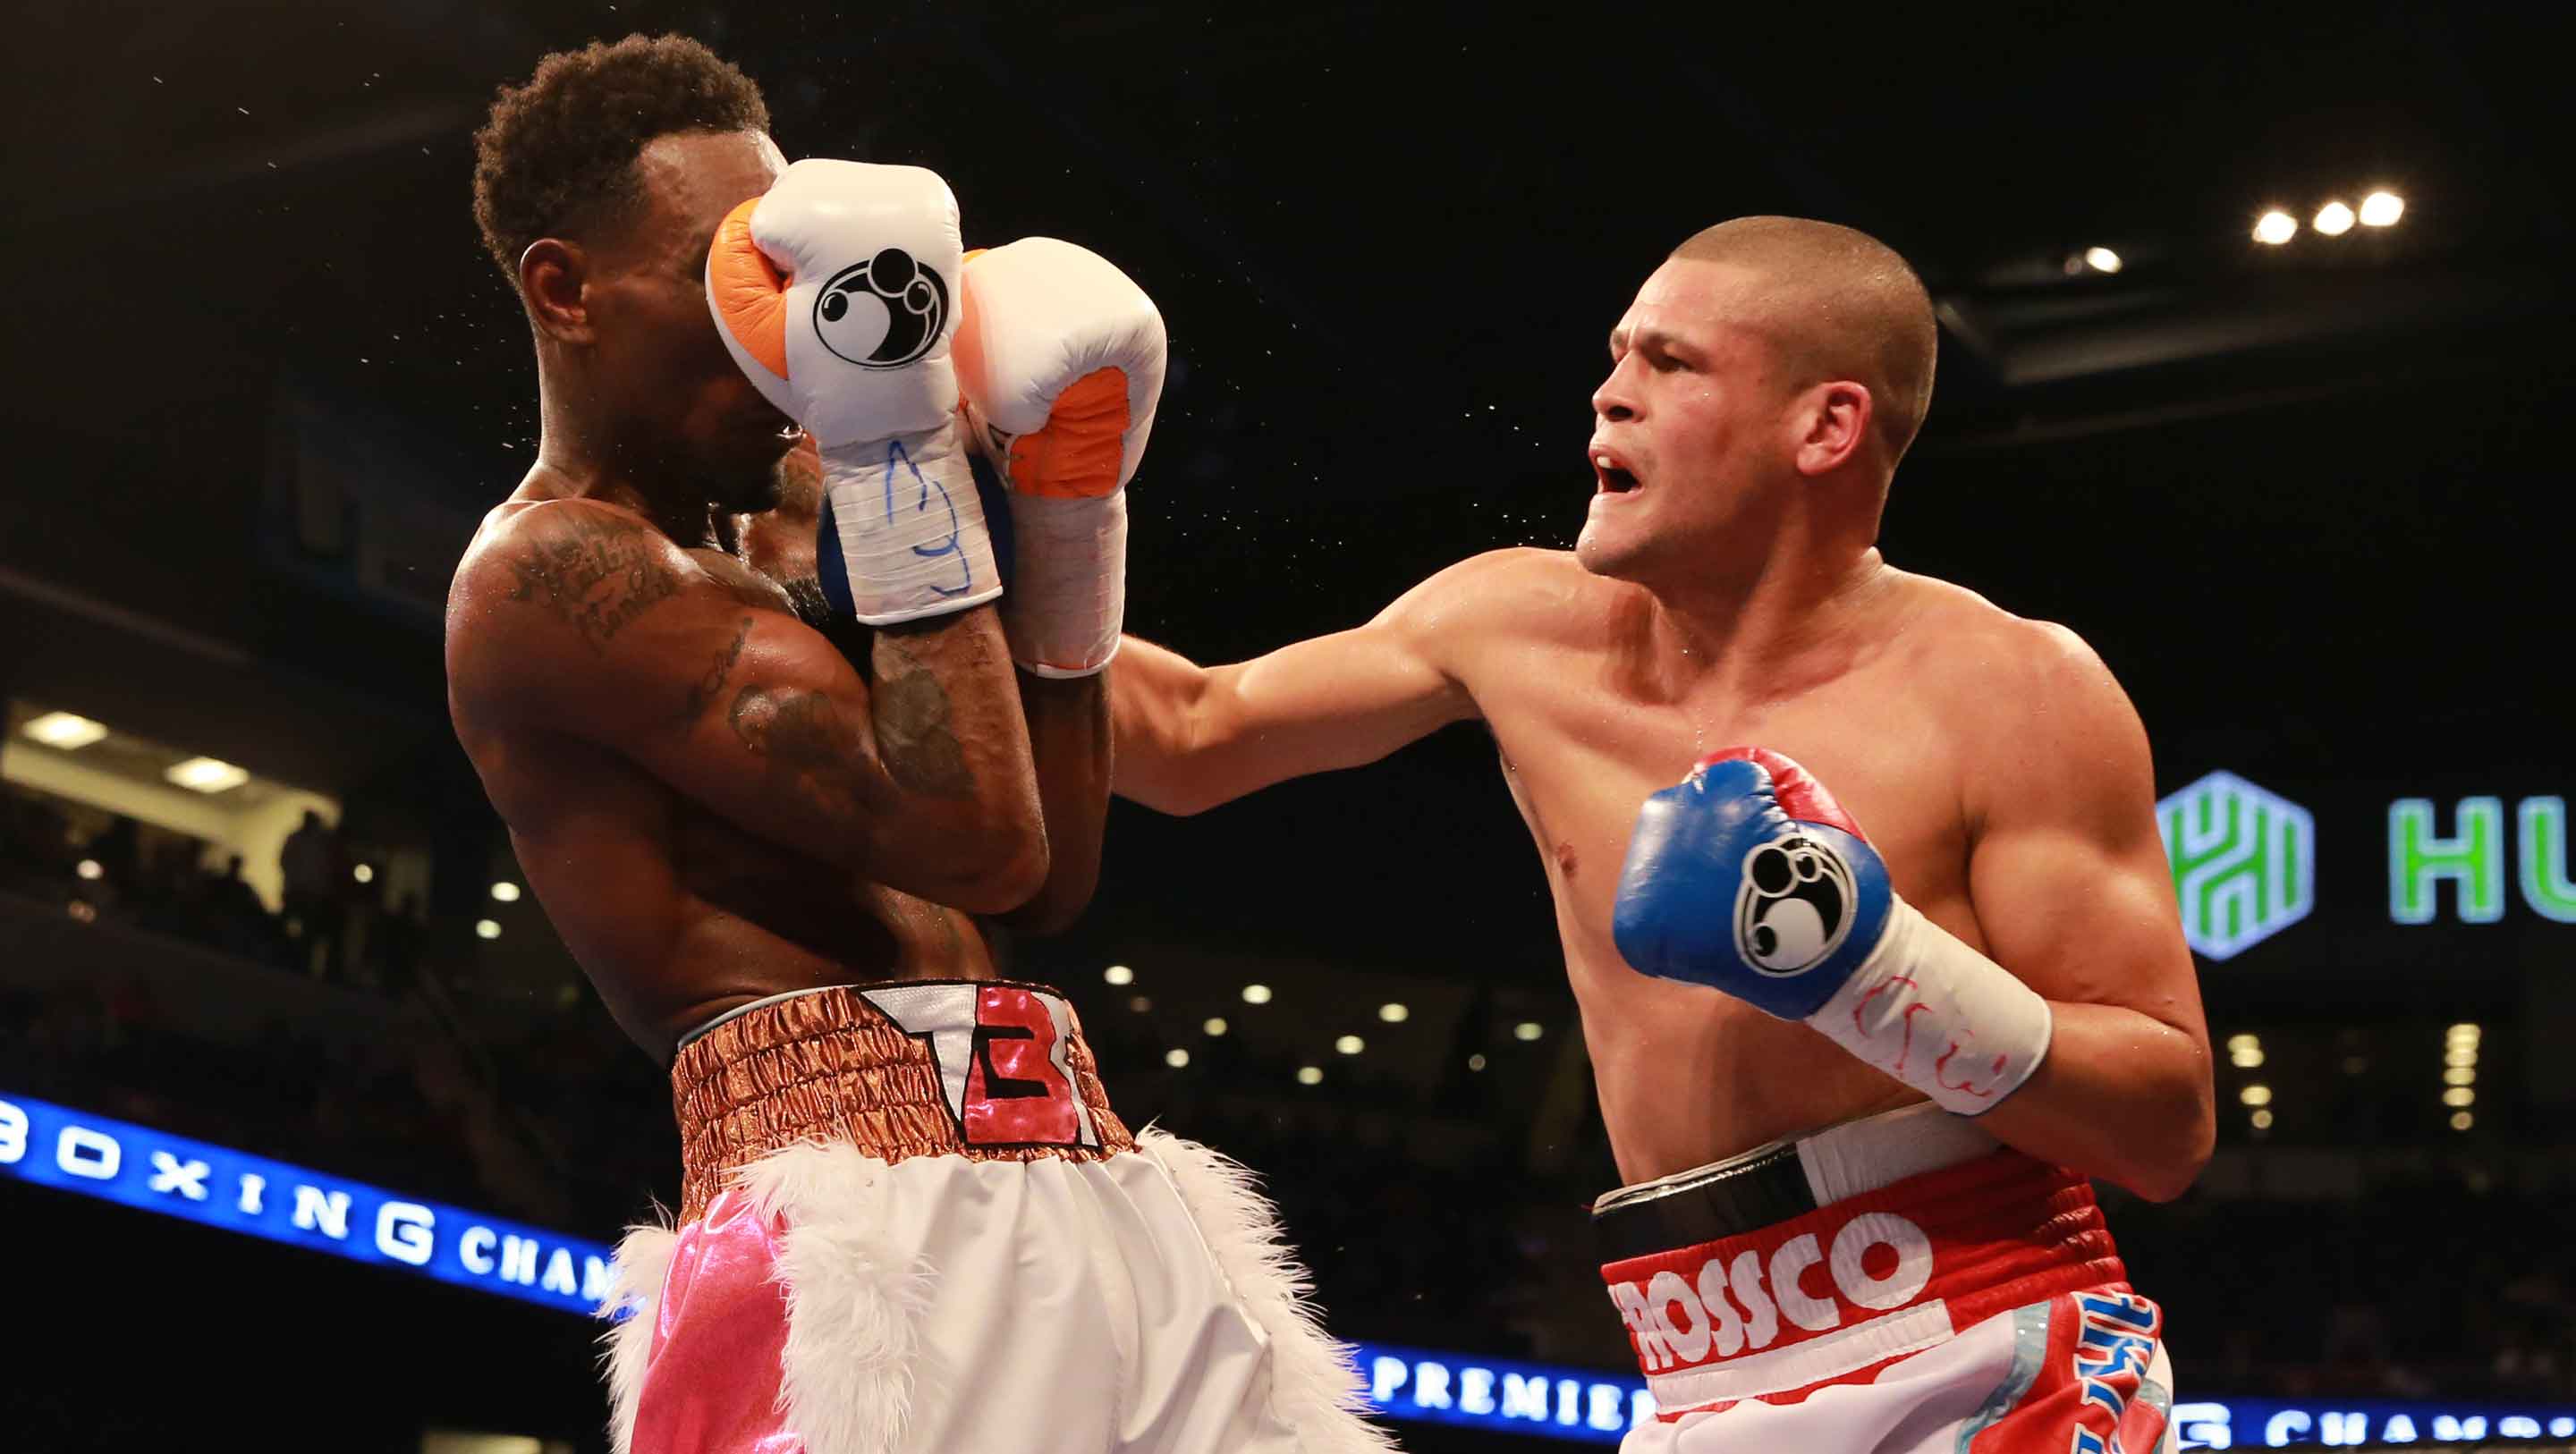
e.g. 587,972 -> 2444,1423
1886,573 -> 2147,831
1390,546 -> 1602,683
446,498 -> 717,723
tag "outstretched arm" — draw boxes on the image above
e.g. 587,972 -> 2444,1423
1112,557 -> 1499,816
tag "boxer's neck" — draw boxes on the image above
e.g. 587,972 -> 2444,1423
1642,545 -> 1895,698
529,368 -> 726,551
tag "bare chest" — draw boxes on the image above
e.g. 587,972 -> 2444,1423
1485,653 -> 1974,949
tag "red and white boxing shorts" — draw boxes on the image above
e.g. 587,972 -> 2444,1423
1596,1103 -> 2175,1454
601,981 -> 1394,1454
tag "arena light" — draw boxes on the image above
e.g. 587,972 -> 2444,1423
2447,1021 -> 2480,1041
352,864 -> 375,884
2082,246 -> 2123,275
1467,1053 -> 1487,1072
2360,190 -> 2404,227
2444,1067 -> 2475,1086
1202,1017 -> 1228,1037
1335,1035 -> 1365,1056
2451,1111 -> 2474,1131
474,919 -> 501,941
2445,1046 -> 2478,1068
164,757 -> 250,794
489,881 -> 521,902
1378,1002 -> 1410,1023
2250,1108 -> 2274,1129
1165,1048 -> 1190,1069
75,859 -> 102,882
1295,1065 -> 1323,1086
2224,1033 -> 2259,1052
1127,995 -> 1152,1013
1513,1021 -> 1544,1042
22,711 -> 107,749
2253,209 -> 2298,245
2239,1084 -> 2272,1107
2313,200 -> 2356,237
2443,1086 -> 2474,1108
1103,965 -> 1133,986
1241,984 -> 1273,1005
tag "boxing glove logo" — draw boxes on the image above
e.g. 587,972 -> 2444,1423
1733,833 -> 1857,976
815,246 -> 949,369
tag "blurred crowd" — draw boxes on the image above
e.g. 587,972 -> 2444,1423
2128,1179 -> 2576,1400
2,786 -> 421,989
6,777 -> 2574,1405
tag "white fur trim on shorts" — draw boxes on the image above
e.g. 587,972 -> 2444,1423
598,1134 -> 1395,1454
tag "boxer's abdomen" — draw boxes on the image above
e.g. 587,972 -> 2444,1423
487,724 -> 999,1061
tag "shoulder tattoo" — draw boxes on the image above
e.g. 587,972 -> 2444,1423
502,509 -> 687,649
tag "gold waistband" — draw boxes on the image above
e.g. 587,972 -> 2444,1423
670,982 -> 1134,1224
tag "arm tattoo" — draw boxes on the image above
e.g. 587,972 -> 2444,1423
503,510 -> 686,649
678,617 -> 753,726
728,686 -> 886,820
870,650 -> 976,799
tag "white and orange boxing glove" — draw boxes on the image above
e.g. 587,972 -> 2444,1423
952,238 -> 1166,676
707,159 -> 1000,625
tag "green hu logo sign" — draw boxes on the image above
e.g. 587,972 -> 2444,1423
2157,772 -> 2316,960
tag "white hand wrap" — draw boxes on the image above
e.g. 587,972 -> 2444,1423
1002,492 -> 1128,677
812,420 -> 1002,626
1806,900 -> 2054,1115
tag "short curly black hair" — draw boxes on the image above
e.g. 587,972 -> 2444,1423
471,33 -> 770,285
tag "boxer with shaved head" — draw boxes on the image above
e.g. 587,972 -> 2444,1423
1115,216 -> 2212,1451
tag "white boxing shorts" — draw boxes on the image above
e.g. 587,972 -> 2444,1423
1596,1103 -> 2177,1454
600,980 -> 1394,1454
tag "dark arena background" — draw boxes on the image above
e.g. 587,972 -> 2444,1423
4,4 -> 2573,1450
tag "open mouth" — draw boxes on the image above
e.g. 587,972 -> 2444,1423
1592,452 -> 1641,495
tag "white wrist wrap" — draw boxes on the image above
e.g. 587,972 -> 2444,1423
1806,900 -> 2053,1116
816,419 -> 1002,626
1002,491 -> 1126,677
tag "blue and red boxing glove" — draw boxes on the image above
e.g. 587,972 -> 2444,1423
1614,748 -> 1894,1019
1614,748 -> 2054,1115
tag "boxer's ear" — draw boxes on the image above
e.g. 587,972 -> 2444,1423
521,237 -> 595,343
1790,380 -> 1872,478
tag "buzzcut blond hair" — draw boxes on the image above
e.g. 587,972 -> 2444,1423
1671,217 -> 1938,461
